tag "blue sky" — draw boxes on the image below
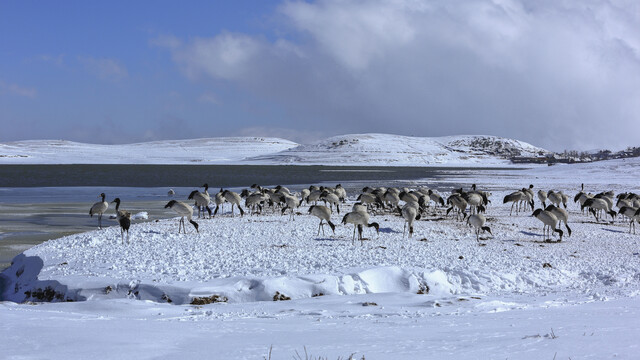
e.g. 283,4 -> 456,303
1,1 -> 639,150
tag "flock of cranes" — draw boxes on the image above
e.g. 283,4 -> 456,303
89,182 -> 640,245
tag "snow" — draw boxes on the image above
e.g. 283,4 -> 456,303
2,157 -> 640,358
0,134 -> 549,166
249,133 -> 550,166
0,137 -> 298,164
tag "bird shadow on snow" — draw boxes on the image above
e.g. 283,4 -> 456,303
313,237 -> 339,242
379,227 -> 400,234
520,231 -> 541,237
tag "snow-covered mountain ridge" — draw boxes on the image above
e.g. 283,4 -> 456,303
247,134 -> 549,166
0,134 -> 550,166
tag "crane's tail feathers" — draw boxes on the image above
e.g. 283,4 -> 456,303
189,220 -> 199,233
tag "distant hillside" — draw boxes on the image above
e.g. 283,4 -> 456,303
0,134 -> 552,166
246,134 -> 551,166
0,138 -> 298,164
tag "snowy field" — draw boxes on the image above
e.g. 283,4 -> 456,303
2,158 -> 640,359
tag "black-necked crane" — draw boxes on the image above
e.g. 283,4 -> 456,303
427,189 -> 445,207
222,189 -> 245,216
523,184 -> 534,201
188,183 -> 212,219
462,192 -> 485,214
399,190 -> 418,204
618,207 -> 640,234
547,190 -> 565,209
400,202 -> 421,238
616,197 -> 634,211
594,192 -> 615,215
341,210 -> 379,245
335,184 -> 347,203
244,191 -> 268,215
545,205 -> 572,237
383,189 -> 400,209
446,193 -> 468,221
213,188 -> 227,216
320,190 -> 340,214
250,183 -> 264,192
89,193 -> 109,229
308,205 -> 336,236
581,198 -> 616,223
574,184 -> 593,213
280,193 -> 300,220
352,202 -> 368,213
274,185 -> 291,196
537,190 -> 548,208
111,198 -> 131,244
467,213 -> 491,242
307,188 -> 323,205
300,189 -> 311,204
356,193 -> 383,213
164,200 -> 199,234
503,190 -> 533,216
532,208 -> 563,241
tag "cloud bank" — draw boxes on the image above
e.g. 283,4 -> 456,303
158,0 -> 640,151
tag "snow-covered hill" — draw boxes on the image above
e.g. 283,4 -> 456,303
0,134 -> 550,166
248,134 -> 550,166
0,137 -> 299,164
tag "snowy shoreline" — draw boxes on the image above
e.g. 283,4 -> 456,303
3,186 -> 639,306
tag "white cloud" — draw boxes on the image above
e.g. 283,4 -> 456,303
78,56 -> 128,82
0,80 -> 37,98
170,33 -> 265,80
158,0 -> 640,151
198,92 -> 221,105
38,54 -> 65,66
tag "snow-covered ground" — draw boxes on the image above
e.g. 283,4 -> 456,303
2,158 -> 640,359
0,134 -> 549,166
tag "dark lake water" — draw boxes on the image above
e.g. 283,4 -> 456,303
0,164 -> 519,270
0,164 -> 512,187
